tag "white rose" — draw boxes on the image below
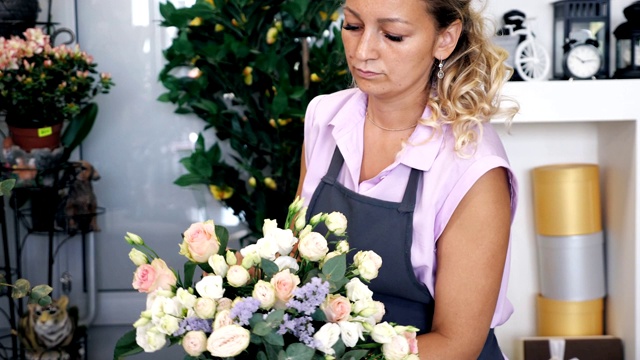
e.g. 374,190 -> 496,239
209,254 -> 229,277
271,227 -> 297,255
335,240 -> 350,254
262,219 -> 278,237
193,297 -> 217,319
213,309 -> 234,330
352,299 -> 378,317
255,236 -> 279,260
217,297 -> 233,311
176,287 -> 197,309
240,243 -> 258,258
145,289 -> 174,311
371,322 -> 396,344
338,321 -> 364,347
207,324 -> 251,357
226,265 -> 250,287
298,232 -> 329,261
241,251 -> 261,269
325,211 -> 347,236
135,324 -> 167,352
195,275 -> 225,299
345,278 -> 373,302
372,301 -> 386,323
182,331 -> 208,357
294,206 -> 307,232
274,255 -> 300,272
156,314 -> 181,335
150,295 -> 182,322
382,335 -> 411,360
252,280 -> 276,309
351,315 -> 375,333
128,248 -> 148,266
313,323 -> 341,355
353,251 -> 382,281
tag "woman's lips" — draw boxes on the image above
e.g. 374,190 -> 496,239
355,68 -> 381,79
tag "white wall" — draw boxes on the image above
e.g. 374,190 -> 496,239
4,1 -> 638,359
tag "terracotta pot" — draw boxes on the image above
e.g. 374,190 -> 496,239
8,123 -> 63,152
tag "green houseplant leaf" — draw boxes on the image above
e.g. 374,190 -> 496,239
61,102 -> 99,160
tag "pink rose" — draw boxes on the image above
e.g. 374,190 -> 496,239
270,269 -> 300,309
404,331 -> 419,354
321,294 -> 351,323
179,220 -> 220,263
132,259 -> 177,293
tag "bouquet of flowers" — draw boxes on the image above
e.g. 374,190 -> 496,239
113,198 -> 420,360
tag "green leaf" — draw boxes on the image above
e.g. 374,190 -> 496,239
321,254 -> 346,281
252,320 -> 273,336
341,349 -> 370,360
286,343 -> 315,360
263,331 -> 284,346
215,225 -> 229,254
157,92 -> 172,102
259,258 -> 279,278
174,173 -> 208,187
11,279 -> 30,299
30,284 -> 53,299
35,295 -> 52,306
61,102 -> 98,160
183,261 -> 197,288
113,329 -> 145,359
0,179 -> 16,196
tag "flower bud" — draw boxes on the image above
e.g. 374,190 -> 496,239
225,250 -> 237,265
128,248 -> 148,266
264,177 -> 277,190
125,232 -> 144,245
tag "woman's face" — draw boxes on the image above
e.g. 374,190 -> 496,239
341,0 -> 441,102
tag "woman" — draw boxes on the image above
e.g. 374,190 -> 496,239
297,0 -> 519,358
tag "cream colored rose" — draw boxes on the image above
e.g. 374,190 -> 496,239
338,321 -> 364,347
226,265 -> 250,287
371,322 -> 396,344
195,275 -> 225,299
252,280 -> 276,309
325,211 -> 347,236
270,269 -> 300,309
353,250 -> 382,281
206,324 -> 251,357
156,315 -> 180,335
298,232 -> 329,261
208,254 -> 229,277
128,248 -> 148,266
321,294 -> 351,323
255,236 -> 279,260
372,301 -> 386,323
193,297 -> 217,319
217,297 -> 233,311
182,331 -> 208,357
382,334 -> 410,360
213,309 -> 234,330
335,240 -> 350,254
179,220 -> 220,263
345,278 -> 373,302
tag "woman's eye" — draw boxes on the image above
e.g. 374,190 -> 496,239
385,34 -> 404,42
342,24 -> 360,31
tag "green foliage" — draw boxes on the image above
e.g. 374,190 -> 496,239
158,0 -> 349,236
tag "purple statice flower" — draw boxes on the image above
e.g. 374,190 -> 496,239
173,317 -> 213,336
278,313 -> 318,347
230,297 -> 261,326
287,277 -> 330,315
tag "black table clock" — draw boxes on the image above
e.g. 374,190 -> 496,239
553,0 -> 610,79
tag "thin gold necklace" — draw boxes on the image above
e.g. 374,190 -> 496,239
366,111 -> 418,132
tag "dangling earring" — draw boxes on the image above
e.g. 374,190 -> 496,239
437,59 -> 445,79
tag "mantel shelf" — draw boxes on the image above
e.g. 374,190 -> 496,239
499,79 -> 640,124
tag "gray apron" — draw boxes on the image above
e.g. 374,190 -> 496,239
307,147 -> 503,359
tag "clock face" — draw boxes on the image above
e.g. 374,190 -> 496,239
564,44 -> 602,79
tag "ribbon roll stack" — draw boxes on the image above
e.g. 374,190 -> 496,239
532,164 -> 605,336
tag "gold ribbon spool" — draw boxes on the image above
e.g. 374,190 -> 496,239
532,164 -> 601,236
537,295 -> 603,336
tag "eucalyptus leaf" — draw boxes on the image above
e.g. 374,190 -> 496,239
322,254 -> 346,281
286,343 -> 316,360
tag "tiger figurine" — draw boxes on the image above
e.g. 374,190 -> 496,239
17,295 -> 79,360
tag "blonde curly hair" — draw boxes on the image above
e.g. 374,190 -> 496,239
421,0 -> 519,155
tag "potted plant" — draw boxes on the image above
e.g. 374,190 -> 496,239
0,27 -> 114,157
158,0 -> 348,239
